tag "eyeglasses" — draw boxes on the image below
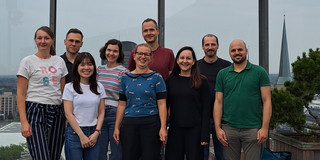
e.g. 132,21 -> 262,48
67,39 -> 82,44
135,52 -> 151,57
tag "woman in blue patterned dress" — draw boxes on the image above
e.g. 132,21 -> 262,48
113,43 -> 167,160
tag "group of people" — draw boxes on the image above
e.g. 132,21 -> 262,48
17,18 -> 272,160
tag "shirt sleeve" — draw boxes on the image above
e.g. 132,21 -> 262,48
215,70 -> 224,92
119,75 -> 127,101
155,73 -> 167,100
165,78 -> 171,109
17,57 -> 30,79
259,67 -> 270,87
98,82 -> 107,99
119,67 -> 129,77
62,83 -> 74,101
59,57 -> 68,77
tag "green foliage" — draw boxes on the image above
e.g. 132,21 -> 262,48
270,88 -> 306,131
271,48 -> 320,131
286,48 -> 320,105
0,144 -> 24,160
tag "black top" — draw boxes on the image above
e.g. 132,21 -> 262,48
61,52 -> 74,84
198,57 -> 231,106
166,75 -> 211,142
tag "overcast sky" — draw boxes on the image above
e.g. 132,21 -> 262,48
1,0 -> 319,75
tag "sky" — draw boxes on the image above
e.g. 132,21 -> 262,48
1,0 -> 319,75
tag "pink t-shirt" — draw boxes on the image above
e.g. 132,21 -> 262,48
127,46 -> 175,80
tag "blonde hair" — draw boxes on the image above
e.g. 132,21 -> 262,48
134,43 -> 152,55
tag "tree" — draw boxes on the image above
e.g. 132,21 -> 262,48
0,144 -> 24,160
271,88 -> 305,132
271,48 -> 320,131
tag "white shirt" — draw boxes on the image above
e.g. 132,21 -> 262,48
17,55 -> 68,105
62,82 -> 107,126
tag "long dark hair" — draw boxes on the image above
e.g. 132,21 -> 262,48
34,26 -> 56,56
170,46 -> 205,88
72,52 -> 99,95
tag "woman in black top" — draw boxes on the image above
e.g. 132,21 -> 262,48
165,46 -> 211,160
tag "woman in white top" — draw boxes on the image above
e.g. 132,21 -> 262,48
62,52 -> 106,160
17,26 -> 68,160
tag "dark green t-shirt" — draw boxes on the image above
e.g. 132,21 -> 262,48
215,61 -> 270,128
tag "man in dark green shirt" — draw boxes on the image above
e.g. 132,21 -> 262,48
214,39 -> 272,160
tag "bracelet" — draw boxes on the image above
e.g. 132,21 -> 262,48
95,129 -> 101,134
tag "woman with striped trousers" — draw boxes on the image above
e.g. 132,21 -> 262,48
17,26 -> 68,160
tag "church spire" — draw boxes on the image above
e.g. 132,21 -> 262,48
277,15 -> 292,85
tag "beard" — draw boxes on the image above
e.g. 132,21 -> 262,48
232,55 -> 247,64
205,50 -> 216,58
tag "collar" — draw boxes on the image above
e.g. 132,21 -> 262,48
61,52 -> 68,60
152,45 -> 161,52
61,52 -> 79,64
202,57 -> 219,64
228,61 -> 252,73
125,71 -> 156,78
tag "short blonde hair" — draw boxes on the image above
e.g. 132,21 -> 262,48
134,43 -> 152,56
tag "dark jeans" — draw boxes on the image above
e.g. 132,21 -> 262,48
120,115 -> 161,160
204,119 -> 225,160
99,105 -> 122,160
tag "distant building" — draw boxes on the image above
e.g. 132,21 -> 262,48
276,16 -> 293,89
0,92 -> 17,120
122,41 -> 136,68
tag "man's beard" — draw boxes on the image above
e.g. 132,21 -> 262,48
205,50 -> 216,58
232,55 -> 246,64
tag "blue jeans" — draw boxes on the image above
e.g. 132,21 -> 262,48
204,119 -> 225,160
98,105 -> 122,160
65,124 -> 101,160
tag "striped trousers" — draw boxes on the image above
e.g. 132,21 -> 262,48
25,101 -> 66,160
